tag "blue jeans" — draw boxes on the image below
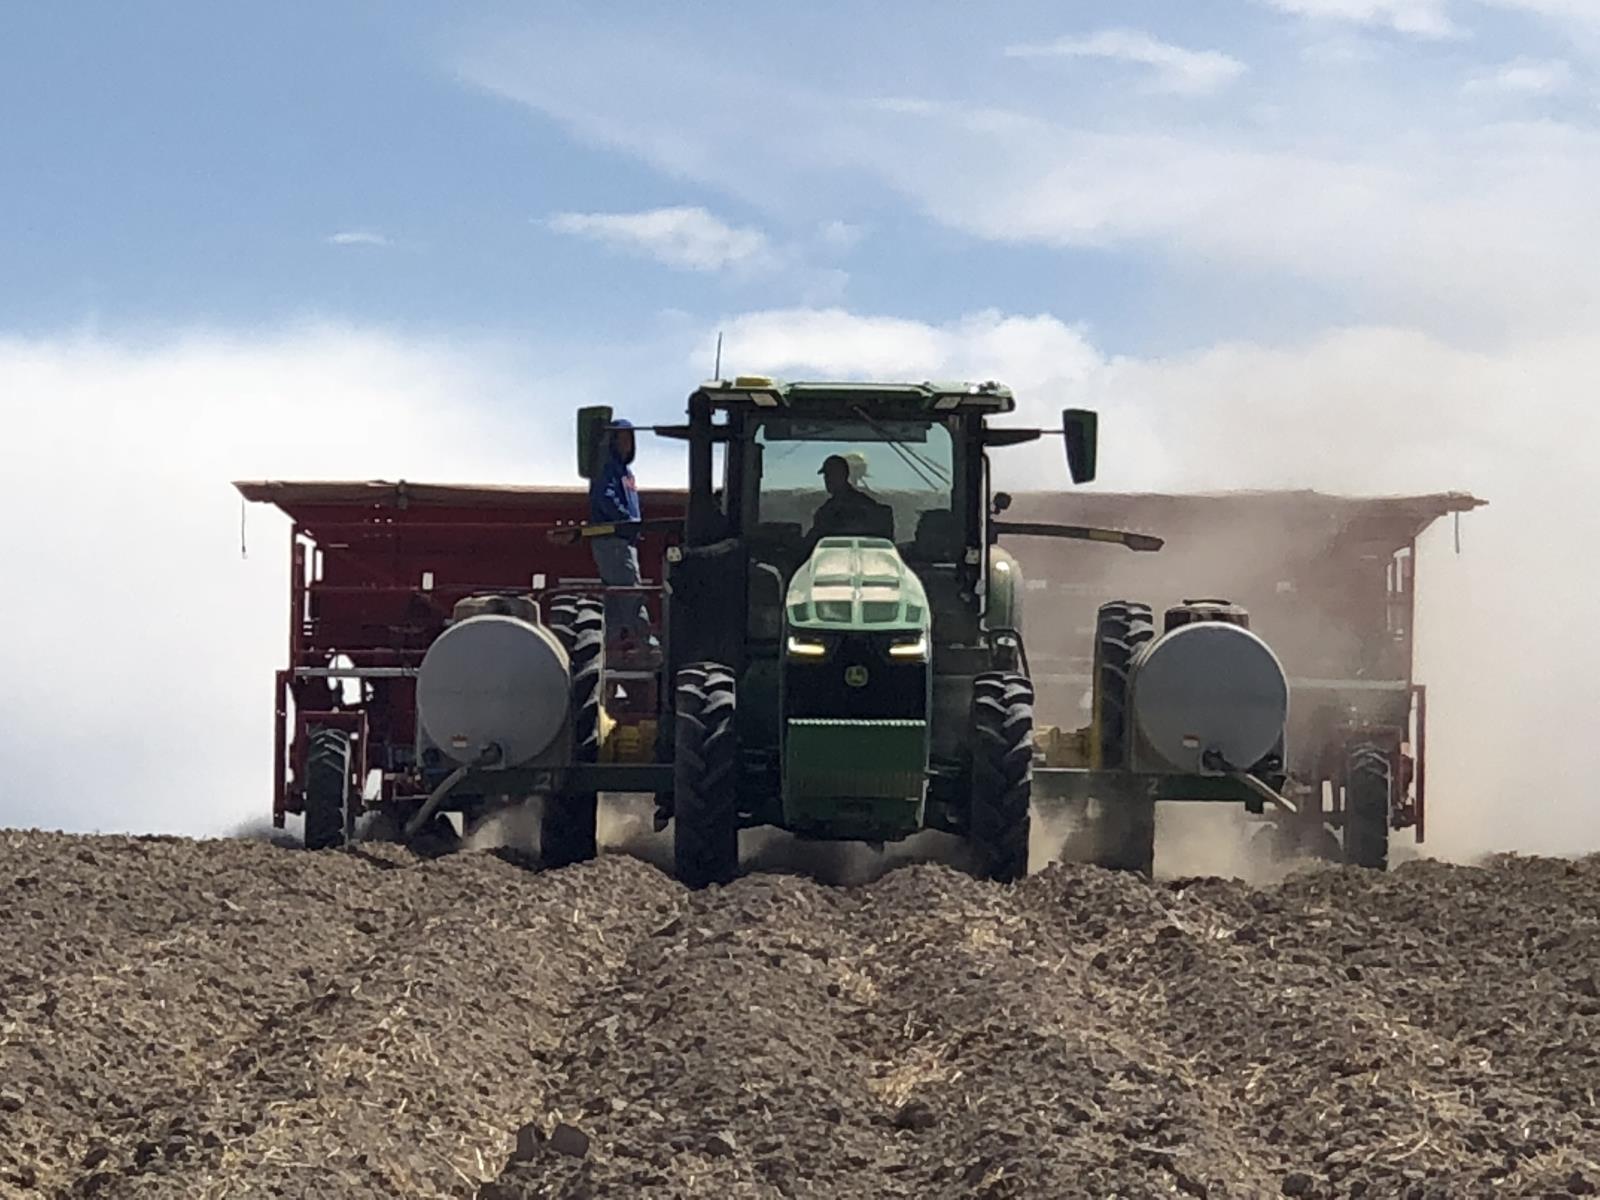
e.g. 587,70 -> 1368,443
589,535 -> 652,643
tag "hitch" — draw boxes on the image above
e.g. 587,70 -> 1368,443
991,520 -> 1163,552
1202,749 -> 1298,815
403,745 -> 501,840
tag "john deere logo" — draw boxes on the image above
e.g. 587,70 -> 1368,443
844,664 -> 869,688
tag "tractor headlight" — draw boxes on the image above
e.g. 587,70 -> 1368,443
887,634 -> 928,662
786,635 -> 829,659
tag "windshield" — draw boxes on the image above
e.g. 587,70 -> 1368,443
749,415 -> 962,559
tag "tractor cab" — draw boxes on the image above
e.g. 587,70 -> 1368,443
580,378 -> 1097,671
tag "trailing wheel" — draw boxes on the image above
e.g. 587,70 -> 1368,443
673,662 -> 739,888
1343,745 -> 1392,871
969,671 -> 1034,883
302,727 -> 351,850
1091,602 -> 1157,875
544,596 -> 604,868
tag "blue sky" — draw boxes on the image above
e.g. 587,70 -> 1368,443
8,1 -> 1596,357
2,1 -> 1599,852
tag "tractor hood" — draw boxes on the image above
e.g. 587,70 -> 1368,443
785,537 -> 929,633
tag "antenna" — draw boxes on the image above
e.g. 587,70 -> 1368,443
713,331 -> 723,379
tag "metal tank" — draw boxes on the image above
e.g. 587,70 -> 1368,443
1128,600 -> 1289,775
415,596 -> 572,768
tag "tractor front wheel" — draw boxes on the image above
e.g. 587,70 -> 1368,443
1344,746 -> 1392,871
543,596 -> 604,868
1091,602 -> 1156,876
673,663 -> 739,889
969,671 -> 1034,883
302,728 -> 351,850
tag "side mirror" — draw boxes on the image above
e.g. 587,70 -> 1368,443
576,405 -> 613,480
992,491 -> 1012,514
1063,408 -> 1098,484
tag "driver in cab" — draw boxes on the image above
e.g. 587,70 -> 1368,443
806,453 -> 894,548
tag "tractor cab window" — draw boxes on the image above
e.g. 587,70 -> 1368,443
746,416 -> 960,563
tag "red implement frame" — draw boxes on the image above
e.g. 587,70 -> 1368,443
241,480 -> 1475,843
1007,489 -> 1484,845
238,480 -> 686,827
1414,683 -> 1428,842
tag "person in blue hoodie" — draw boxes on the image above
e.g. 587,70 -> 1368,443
588,419 -> 658,663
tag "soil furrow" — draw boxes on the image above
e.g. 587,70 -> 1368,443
4,833 -> 1600,1200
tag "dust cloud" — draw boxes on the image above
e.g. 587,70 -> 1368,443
1029,799 -> 1306,886
464,794 -> 982,886
462,798 -> 543,854
225,816 -> 303,849
597,795 -> 673,872
599,794 -> 981,886
993,327 -> 1600,868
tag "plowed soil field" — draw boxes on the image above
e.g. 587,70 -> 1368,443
3,827 -> 1599,1199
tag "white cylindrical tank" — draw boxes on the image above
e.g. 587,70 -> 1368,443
1129,620 -> 1288,774
416,614 -> 571,767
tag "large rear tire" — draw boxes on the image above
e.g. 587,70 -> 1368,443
969,672 -> 1034,883
1343,746 -> 1391,870
302,728 -> 351,851
673,663 -> 739,889
543,596 -> 604,868
1092,602 -> 1157,876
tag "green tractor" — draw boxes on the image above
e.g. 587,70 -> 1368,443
413,378 -> 1293,886
587,378 -> 1289,887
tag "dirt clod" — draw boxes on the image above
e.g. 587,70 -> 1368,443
510,1122 -> 541,1163
892,1099 -> 937,1131
547,1123 -> 590,1159
1282,1170 -> 1316,1196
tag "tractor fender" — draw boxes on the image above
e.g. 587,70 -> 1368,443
986,545 -> 1023,631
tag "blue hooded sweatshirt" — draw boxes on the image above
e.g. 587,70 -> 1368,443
589,419 -> 641,539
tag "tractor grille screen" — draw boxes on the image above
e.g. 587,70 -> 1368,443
785,634 -> 926,720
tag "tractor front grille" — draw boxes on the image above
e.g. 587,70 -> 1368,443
784,633 -> 927,720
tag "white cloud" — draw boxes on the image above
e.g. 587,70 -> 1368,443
1256,0 -> 1459,37
869,115 -> 1600,334
1299,34 -> 1387,65
1484,0 -> 1600,27
325,230 -> 391,247
708,307 -> 1528,494
0,326 -> 571,837
715,308 -> 1102,395
547,206 -> 773,272
461,30 -> 1600,335
816,220 -> 866,252
1464,56 -> 1576,94
1262,0 -> 1600,37
1005,29 -> 1247,95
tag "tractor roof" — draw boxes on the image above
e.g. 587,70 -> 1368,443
694,377 -> 1016,414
